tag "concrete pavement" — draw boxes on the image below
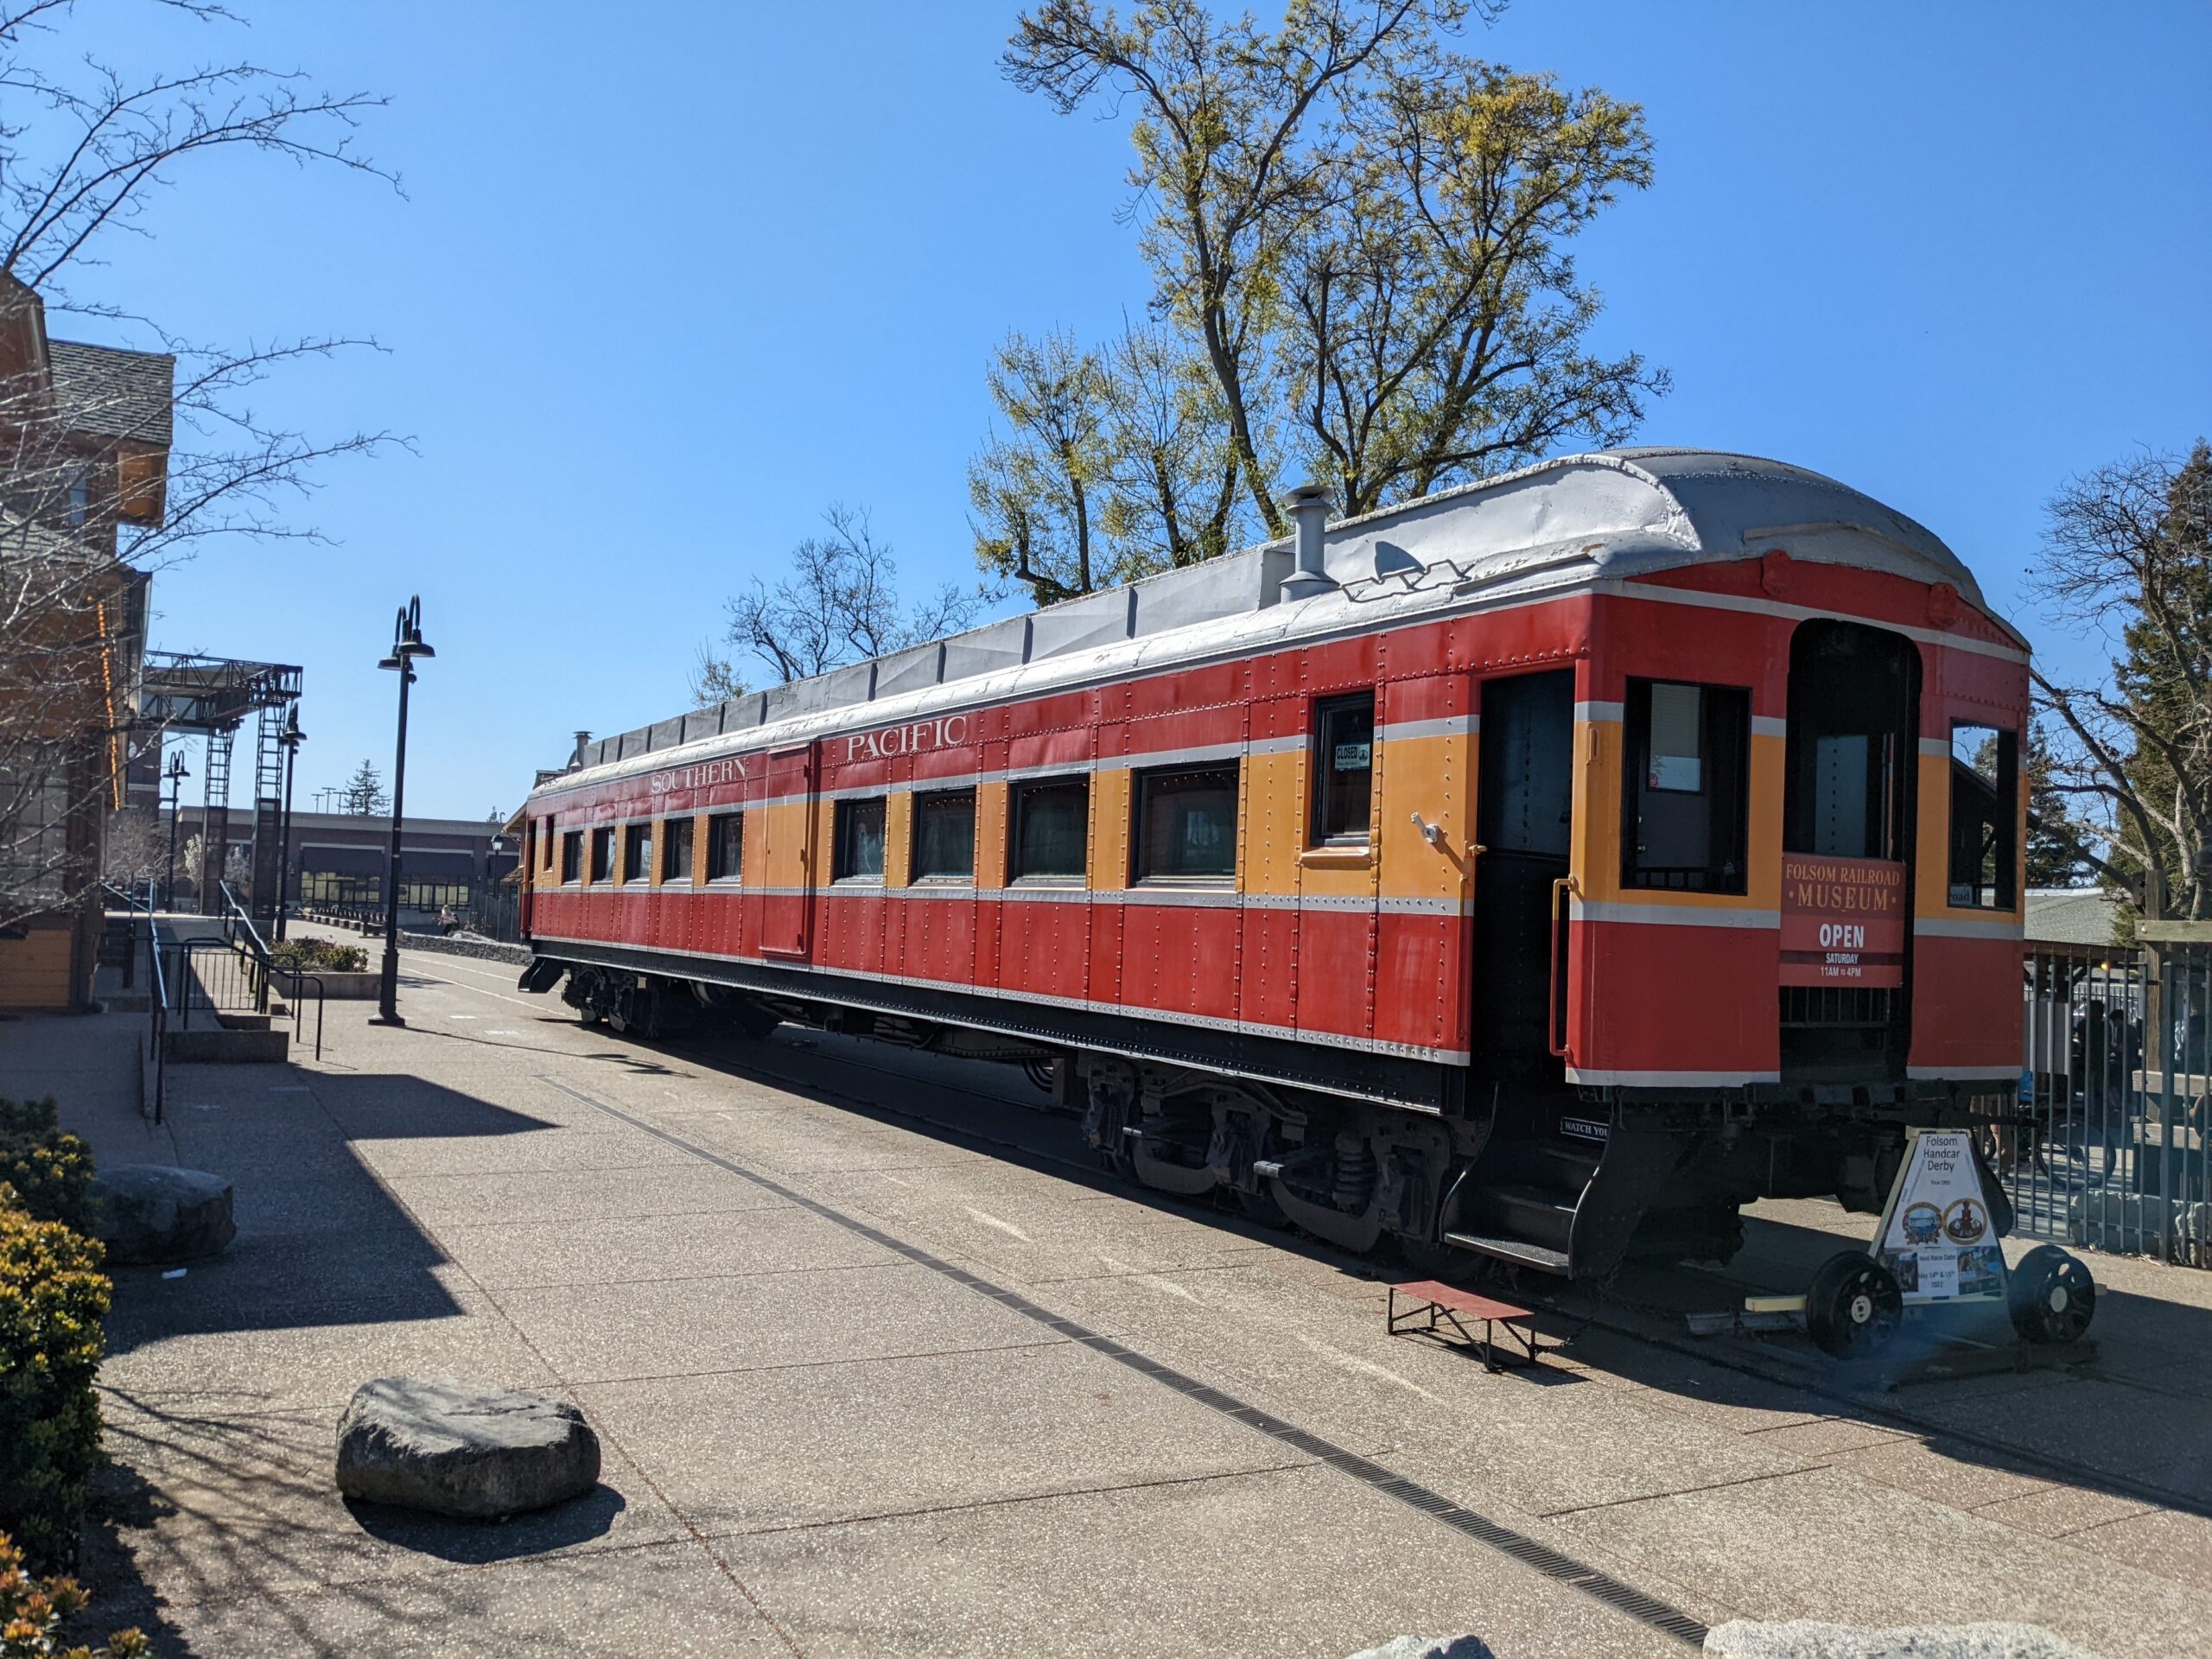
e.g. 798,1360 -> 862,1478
7,936 -> 2209,1656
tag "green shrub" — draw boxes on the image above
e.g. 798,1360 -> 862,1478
0,1195 -> 108,1572
0,1529 -> 148,1657
269,936 -> 366,974
0,1103 -> 96,1236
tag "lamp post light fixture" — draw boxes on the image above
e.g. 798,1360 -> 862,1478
274,707 -> 306,942
370,595 -> 434,1026
162,749 -> 189,911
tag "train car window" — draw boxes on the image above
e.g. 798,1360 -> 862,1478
1783,620 -> 1917,864
1948,724 -> 2018,908
542,819 -> 556,870
1010,777 -> 1089,882
706,812 -> 743,882
833,797 -> 887,883
1310,693 -> 1375,844
1135,764 -> 1239,881
621,823 -> 652,884
663,817 -> 695,883
1621,679 -> 1750,893
912,789 -> 976,881
588,827 -> 613,883
560,830 -> 582,884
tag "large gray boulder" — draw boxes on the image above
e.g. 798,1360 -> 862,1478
335,1377 -> 601,1519
90,1164 -> 236,1265
1348,1642 -> 1495,1659
1705,1620 -> 2094,1658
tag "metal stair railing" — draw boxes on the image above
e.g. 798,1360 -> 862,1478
217,880 -> 326,1062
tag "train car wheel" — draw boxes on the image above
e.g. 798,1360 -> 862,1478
2008,1245 -> 2096,1344
1805,1250 -> 1902,1359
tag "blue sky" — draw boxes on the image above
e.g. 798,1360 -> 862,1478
60,1 -> 2212,819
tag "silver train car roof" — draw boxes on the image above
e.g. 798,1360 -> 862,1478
537,448 -> 2018,799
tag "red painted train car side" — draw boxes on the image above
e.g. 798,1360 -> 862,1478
518,451 -> 2029,1277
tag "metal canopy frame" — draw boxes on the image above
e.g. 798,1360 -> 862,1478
137,652 -> 302,918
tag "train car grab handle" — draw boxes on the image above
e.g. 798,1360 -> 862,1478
1548,874 -> 1574,1060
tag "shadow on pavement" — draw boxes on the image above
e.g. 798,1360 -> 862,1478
102,1066 -> 563,1357
621,1016 -> 2212,1529
73,1460 -> 198,1658
343,1484 -> 626,1562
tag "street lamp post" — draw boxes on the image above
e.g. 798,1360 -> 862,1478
371,596 -> 434,1026
162,750 -> 189,911
275,708 -> 306,942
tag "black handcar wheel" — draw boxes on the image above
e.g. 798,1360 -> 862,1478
2008,1244 -> 2096,1344
1805,1249 -> 1904,1359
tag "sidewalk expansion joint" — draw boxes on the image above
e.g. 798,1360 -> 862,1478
1534,1465 -> 1817,1519
538,1073 -> 1711,1649
694,1462 -> 1317,1545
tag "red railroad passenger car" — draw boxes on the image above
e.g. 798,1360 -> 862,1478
517,450 -> 2029,1279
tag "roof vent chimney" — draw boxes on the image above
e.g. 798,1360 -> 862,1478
570,729 -> 592,769
1278,482 -> 1337,603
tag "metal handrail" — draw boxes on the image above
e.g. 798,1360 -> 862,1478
289,971 -> 327,1062
219,880 -> 272,1010
99,879 -> 148,990
218,878 -> 327,1060
147,887 -> 170,1126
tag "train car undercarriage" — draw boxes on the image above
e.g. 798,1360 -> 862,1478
544,961 -> 2010,1283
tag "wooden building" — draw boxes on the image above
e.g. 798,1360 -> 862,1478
0,275 -> 169,1012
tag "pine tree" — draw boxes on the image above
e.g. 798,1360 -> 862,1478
342,760 -> 389,817
2113,442 -> 2212,918
2031,441 -> 2212,923
2023,723 -> 2086,887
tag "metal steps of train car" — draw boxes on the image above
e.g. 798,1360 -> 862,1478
1492,1139 -> 1601,1193
1441,1230 -> 1572,1274
1469,1183 -> 1579,1254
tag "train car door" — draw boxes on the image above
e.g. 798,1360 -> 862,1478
1472,669 -> 1575,1084
1779,620 -> 1919,1080
760,743 -> 817,960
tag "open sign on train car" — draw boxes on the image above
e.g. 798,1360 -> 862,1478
1780,854 -> 1906,988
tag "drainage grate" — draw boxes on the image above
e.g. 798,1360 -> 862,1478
542,1077 -> 1710,1648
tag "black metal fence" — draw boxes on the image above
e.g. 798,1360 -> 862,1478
1998,939 -> 2211,1267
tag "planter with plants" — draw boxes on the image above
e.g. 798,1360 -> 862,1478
267,937 -> 380,999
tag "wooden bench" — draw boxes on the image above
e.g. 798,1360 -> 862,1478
1387,1280 -> 1542,1371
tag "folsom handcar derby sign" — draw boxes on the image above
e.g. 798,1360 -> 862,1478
1779,854 -> 1905,988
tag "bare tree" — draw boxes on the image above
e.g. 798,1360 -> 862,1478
969,329 -> 1112,604
99,803 -> 162,885
1098,322 -> 1249,571
0,0 -> 390,305
1005,0 -> 1493,536
687,645 -> 747,711
1286,62 -> 1664,514
0,1 -> 398,931
2028,443 -> 2212,922
715,505 -> 983,686
971,321 -> 1252,607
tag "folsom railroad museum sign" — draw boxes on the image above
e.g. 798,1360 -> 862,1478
1779,853 -> 1906,988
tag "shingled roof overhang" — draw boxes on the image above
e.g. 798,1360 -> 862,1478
48,339 -> 175,446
